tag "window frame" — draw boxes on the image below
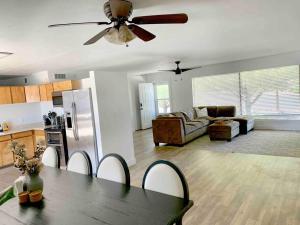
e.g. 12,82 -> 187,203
154,82 -> 172,115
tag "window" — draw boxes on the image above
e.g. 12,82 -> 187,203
155,84 -> 171,114
241,65 -> 300,115
192,73 -> 241,114
192,65 -> 300,116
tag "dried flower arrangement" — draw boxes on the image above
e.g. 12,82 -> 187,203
9,140 -> 46,176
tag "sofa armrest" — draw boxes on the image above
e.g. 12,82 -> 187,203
152,118 -> 185,145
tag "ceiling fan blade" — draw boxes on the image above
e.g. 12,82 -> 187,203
48,22 -> 110,28
128,25 -> 156,42
158,70 -> 177,73
83,28 -> 111,45
131,13 -> 188,25
181,66 -> 202,72
109,0 -> 132,18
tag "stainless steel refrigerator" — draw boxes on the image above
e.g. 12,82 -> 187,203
62,89 -> 98,173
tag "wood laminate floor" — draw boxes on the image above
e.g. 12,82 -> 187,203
1,129 -> 300,225
130,129 -> 300,225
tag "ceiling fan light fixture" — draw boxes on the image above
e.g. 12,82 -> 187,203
104,25 -> 136,45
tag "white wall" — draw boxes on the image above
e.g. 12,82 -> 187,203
90,71 -> 136,166
132,51 -> 300,131
144,72 -> 193,112
1,71 -> 49,85
0,103 -> 43,128
0,101 -> 63,129
128,75 -> 145,131
1,70 -> 90,86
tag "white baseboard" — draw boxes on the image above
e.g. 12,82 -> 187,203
254,119 -> 300,131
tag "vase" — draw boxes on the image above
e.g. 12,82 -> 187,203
25,174 -> 43,192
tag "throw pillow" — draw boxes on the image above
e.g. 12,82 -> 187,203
194,107 -> 208,118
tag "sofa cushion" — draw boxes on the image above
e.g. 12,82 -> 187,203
198,106 -> 218,117
172,112 -> 192,123
185,124 -> 200,134
216,106 -> 236,117
191,119 -> 210,127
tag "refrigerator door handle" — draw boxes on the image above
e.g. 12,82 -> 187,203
73,102 -> 79,141
71,102 -> 78,141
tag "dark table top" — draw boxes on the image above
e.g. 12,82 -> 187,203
0,168 -> 193,225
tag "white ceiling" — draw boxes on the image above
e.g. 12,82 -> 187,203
1,0 -> 300,76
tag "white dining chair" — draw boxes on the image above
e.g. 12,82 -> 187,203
142,160 -> 190,225
41,147 -> 60,168
67,151 -> 92,176
96,154 -> 130,187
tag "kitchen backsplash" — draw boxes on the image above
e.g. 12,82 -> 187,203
0,101 -> 63,129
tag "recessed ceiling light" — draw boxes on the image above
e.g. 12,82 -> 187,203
0,52 -> 13,59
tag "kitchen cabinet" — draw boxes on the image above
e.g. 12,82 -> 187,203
25,85 -> 41,103
0,135 -> 13,167
52,80 -> 74,92
11,86 -> 26,103
33,130 -> 46,147
12,131 -> 35,159
17,136 -> 35,159
0,86 -> 12,105
40,84 -> 53,101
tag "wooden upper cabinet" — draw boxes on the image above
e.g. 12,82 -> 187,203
11,86 -> 26,104
53,80 -> 73,92
25,85 -> 41,103
40,83 -> 53,101
0,86 -> 12,105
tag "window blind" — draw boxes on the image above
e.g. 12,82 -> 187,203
240,65 -> 300,115
192,65 -> 300,116
192,73 -> 241,114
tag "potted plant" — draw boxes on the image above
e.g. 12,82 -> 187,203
9,140 -> 46,192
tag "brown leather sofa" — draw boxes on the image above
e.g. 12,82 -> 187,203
196,106 -> 255,134
152,106 -> 254,146
152,112 -> 209,146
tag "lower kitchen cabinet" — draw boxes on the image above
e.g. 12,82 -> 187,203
1,140 -> 13,166
0,130 -> 41,168
33,130 -> 46,147
14,136 -> 35,159
0,135 -> 13,167
12,131 -> 35,159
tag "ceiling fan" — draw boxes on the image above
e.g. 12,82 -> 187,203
159,61 -> 202,75
48,0 -> 188,46
0,52 -> 13,59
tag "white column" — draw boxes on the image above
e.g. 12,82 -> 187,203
90,71 -> 136,166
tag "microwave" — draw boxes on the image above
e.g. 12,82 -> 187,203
52,92 -> 63,107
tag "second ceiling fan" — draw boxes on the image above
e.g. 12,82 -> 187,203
159,61 -> 202,75
48,0 -> 188,46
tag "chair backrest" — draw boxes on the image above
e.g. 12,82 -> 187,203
142,160 -> 189,203
96,154 -> 130,186
67,151 -> 92,176
42,147 -> 60,168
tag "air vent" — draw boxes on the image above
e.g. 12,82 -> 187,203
54,74 -> 66,80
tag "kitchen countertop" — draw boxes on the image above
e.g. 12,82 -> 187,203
0,123 -> 46,137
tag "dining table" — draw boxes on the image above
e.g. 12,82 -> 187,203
0,167 -> 193,225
